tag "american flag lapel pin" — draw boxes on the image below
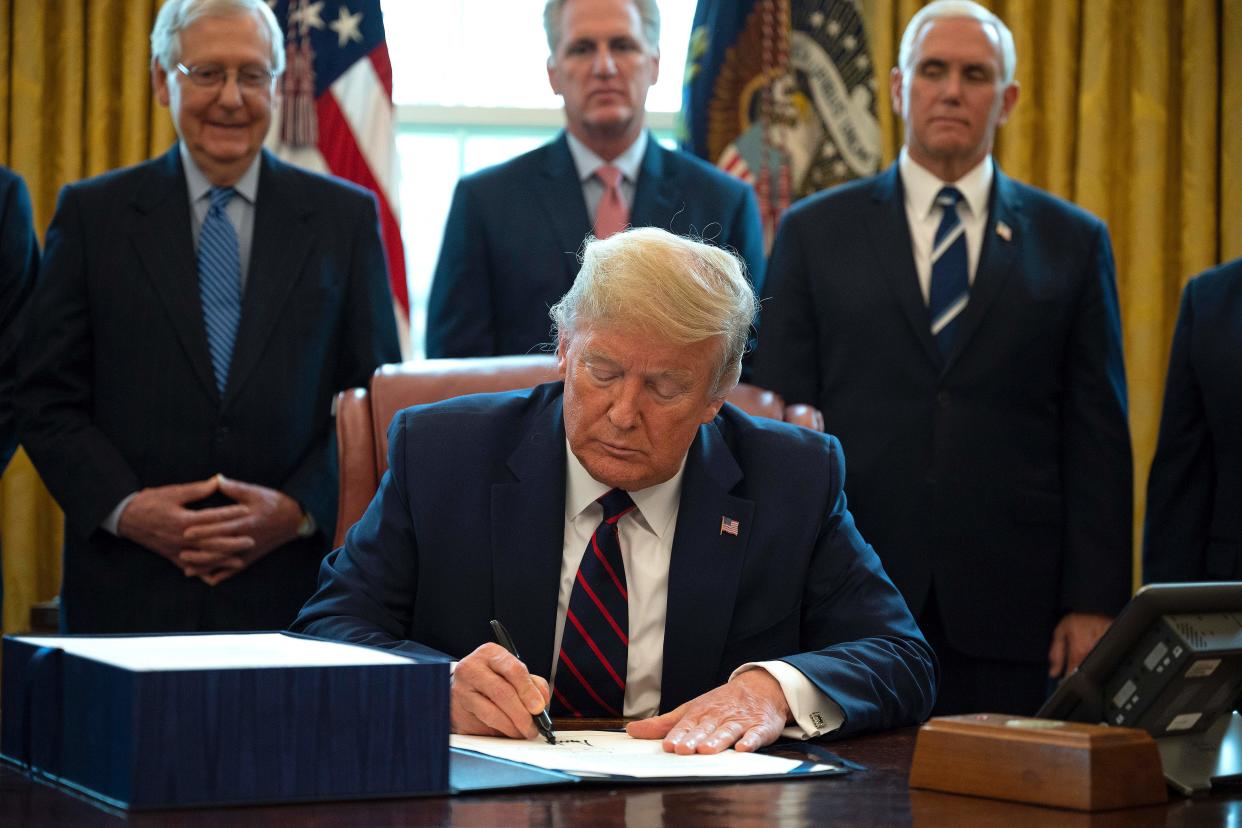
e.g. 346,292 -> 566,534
720,516 -> 740,536
996,221 -> 1012,242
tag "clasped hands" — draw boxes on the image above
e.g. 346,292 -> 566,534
451,642 -> 792,753
116,474 -> 303,585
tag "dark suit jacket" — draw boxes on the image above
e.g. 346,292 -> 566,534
16,146 -> 400,633
753,163 -> 1132,662
425,132 -> 766,358
1145,258 -> 1242,582
0,167 -> 39,472
292,383 -> 936,737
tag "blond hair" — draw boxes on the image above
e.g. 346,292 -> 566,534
550,228 -> 756,397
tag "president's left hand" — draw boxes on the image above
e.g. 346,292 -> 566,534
1048,612 -> 1112,678
625,669 -> 791,754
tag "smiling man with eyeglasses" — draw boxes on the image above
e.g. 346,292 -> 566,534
15,0 -> 400,634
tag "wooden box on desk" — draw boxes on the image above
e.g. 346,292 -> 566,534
0,632 -> 450,809
909,714 -> 1166,811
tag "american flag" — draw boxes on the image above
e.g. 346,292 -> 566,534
720,516 -> 740,536
267,0 -> 409,349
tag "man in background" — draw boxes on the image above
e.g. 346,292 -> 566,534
1145,257 -> 1242,583
425,0 -> 765,359
755,0 -> 1131,715
0,166 -> 40,623
16,0 -> 399,632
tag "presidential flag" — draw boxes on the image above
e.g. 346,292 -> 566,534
267,0 -> 408,347
681,0 -> 881,248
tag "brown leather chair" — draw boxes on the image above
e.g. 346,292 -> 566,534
332,355 -> 823,547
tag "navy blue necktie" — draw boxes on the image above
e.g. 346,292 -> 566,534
928,186 -> 969,356
552,488 -> 636,718
198,186 -> 242,394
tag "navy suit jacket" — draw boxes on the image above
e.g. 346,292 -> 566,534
425,133 -> 766,358
16,146 -> 400,632
1145,258 -> 1242,582
292,383 -> 936,737
753,163 -> 1133,662
0,167 -> 39,472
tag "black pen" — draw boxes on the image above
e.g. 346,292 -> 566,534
489,619 -> 556,745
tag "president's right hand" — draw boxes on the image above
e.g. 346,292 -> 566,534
116,477 -> 251,571
451,642 -> 551,740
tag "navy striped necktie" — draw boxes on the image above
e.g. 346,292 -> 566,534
552,488 -> 636,718
198,186 -> 242,395
928,186 -> 969,356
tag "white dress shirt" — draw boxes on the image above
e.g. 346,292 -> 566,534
555,443 -> 843,739
899,147 -> 993,303
565,130 -> 647,223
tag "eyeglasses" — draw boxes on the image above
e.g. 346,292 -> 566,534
175,62 -> 276,91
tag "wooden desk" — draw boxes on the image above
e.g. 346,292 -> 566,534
2,728 -> 1239,826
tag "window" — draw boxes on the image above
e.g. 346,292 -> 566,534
382,0 -> 696,356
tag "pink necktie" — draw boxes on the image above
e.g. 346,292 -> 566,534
593,165 -> 629,239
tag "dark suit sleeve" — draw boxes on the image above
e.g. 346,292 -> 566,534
0,171 -> 40,471
279,192 -> 401,535
779,437 -> 938,736
1058,222 -> 1133,612
1144,280 -> 1210,583
292,411 -> 449,661
425,178 -> 495,358
15,185 -> 143,533
751,210 -> 821,404
727,183 -> 766,296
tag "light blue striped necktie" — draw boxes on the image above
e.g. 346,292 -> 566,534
928,186 -> 969,356
198,186 -> 242,394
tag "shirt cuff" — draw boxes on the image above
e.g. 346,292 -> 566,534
731,660 -> 844,740
102,493 -> 138,535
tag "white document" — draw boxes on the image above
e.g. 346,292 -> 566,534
17,633 -> 415,671
451,730 -> 838,779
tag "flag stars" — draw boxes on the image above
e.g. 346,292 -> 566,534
842,34 -> 857,50
329,5 -> 365,48
809,11 -> 825,28
290,0 -> 326,35
827,20 -> 842,38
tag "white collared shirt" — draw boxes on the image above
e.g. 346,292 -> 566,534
899,147 -> 993,303
565,130 -> 648,224
556,443 -> 843,739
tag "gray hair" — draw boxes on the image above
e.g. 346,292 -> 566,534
550,228 -> 757,398
543,0 -> 661,56
151,0 -> 285,74
898,0 -> 1016,84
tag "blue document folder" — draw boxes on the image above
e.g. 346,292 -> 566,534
0,632 -> 449,809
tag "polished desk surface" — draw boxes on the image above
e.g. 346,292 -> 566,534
2,727 -> 1240,827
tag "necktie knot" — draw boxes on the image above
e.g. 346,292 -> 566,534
595,165 -> 623,189
209,186 -> 236,213
935,185 -> 962,211
597,488 -> 635,523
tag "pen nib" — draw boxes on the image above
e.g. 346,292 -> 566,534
546,732 -> 557,745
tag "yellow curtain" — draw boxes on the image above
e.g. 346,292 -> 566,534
0,0 -> 175,633
864,0 -> 1241,590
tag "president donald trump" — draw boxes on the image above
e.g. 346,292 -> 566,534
295,228 -> 935,750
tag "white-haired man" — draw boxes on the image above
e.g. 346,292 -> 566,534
425,0 -> 765,361
755,0 -> 1132,715
16,0 -> 399,632
295,227 -> 935,752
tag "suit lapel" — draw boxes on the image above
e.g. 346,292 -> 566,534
130,146 -> 219,399
630,138 -> 679,229
660,419 -> 755,710
866,165 -> 942,370
226,150 -> 314,402
945,167 -> 1022,369
490,392 -> 569,681
534,134 -> 593,285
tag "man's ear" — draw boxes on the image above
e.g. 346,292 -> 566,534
889,66 -> 904,118
152,61 -> 171,107
556,337 -> 569,379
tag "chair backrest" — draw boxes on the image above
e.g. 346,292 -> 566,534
333,355 -> 822,547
